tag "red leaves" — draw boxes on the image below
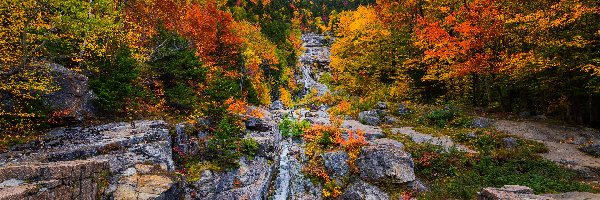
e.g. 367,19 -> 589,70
124,0 -> 242,66
413,0 -> 505,77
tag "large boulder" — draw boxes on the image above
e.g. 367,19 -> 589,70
0,160 -> 109,200
358,110 -> 382,126
471,117 -> 492,128
113,164 -> 180,200
322,151 -> 350,182
341,180 -> 389,200
245,117 -> 272,132
477,185 -> 552,200
356,140 -> 415,184
43,63 -> 96,121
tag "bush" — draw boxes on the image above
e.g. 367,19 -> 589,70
240,138 -> 259,158
165,83 -> 197,110
279,116 -> 310,137
420,106 -> 471,128
207,116 -> 244,169
206,115 -> 259,169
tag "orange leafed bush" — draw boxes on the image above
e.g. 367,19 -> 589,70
225,97 -> 247,115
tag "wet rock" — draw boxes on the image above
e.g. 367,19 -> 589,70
376,102 -> 387,109
271,100 -> 285,110
322,151 -> 350,182
272,140 -> 323,200
578,144 -> 600,157
477,185 -> 553,200
471,117 -> 492,128
43,63 -> 96,121
503,137 -> 518,149
247,129 -> 280,159
341,180 -> 389,200
245,117 -> 272,132
356,140 -> 415,184
190,157 -> 275,200
397,103 -> 410,115
358,110 -> 382,126
297,65 -> 330,97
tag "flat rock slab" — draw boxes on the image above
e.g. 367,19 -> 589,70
478,185 -> 553,200
0,120 -> 178,199
1,120 -> 174,173
341,120 -> 385,141
391,127 -> 475,153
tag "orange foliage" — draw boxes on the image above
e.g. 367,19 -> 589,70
249,108 -> 265,119
413,0 -> 505,78
302,125 -> 342,144
337,130 -> 367,172
125,0 -> 242,65
225,97 -> 247,115
177,2 -> 242,66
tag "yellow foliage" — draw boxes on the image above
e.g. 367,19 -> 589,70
279,87 -> 293,108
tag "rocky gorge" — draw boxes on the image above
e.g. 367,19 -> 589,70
1,34 -> 599,200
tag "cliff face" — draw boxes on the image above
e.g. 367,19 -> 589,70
0,120 -> 179,200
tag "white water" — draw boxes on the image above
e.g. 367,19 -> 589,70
272,139 -> 291,200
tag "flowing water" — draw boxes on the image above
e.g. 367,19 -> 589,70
270,33 -> 332,200
272,139 -> 291,200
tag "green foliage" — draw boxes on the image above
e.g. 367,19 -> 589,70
319,72 -> 334,89
403,136 -> 593,200
165,84 -> 197,110
240,138 -> 259,158
419,106 -> 471,128
90,48 -> 145,114
206,115 -> 259,169
278,116 -> 310,137
207,116 -> 244,169
150,29 -> 206,111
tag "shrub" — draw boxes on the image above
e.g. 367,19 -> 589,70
240,138 -> 259,158
279,116 -> 310,137
207,115 -> 248,169
420,106 -> 471,128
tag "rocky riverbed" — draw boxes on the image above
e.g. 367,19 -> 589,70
1,34 -> 599,200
